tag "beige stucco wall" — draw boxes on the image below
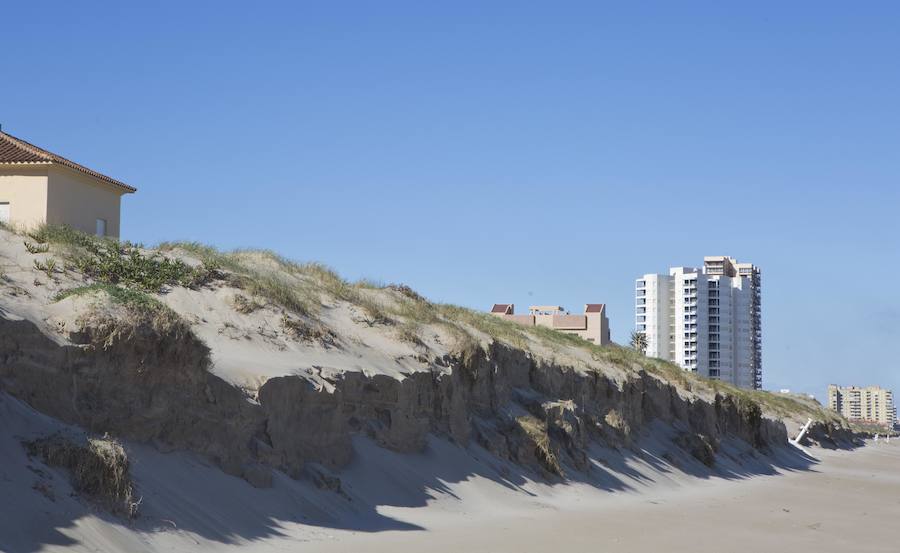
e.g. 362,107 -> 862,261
46,166 -> 124,238
0,166 -> 50,230
584,312 -> 610,345
551,314 -> 588,330
501,314 -> 536,326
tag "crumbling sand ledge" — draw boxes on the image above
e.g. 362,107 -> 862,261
0,310 -> 856,489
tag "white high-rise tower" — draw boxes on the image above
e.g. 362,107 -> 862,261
635,256 -> 761,389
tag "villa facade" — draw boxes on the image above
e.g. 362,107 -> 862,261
0,130 -> 136,238
490,303 -> 611,345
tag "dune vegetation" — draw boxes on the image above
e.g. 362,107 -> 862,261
6,223 -> 843,426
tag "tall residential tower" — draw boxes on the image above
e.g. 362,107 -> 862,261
636,256 -> 761,389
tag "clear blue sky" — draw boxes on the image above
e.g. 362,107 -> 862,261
2,2 -> 898,399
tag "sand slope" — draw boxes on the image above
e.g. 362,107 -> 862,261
4,391 -> 893,553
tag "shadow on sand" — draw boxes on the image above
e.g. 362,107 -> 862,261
1,391 -> 832,553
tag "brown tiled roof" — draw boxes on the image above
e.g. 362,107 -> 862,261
585,303 -> 605,313
491,303 -> 513,314
0,130 -> 136,193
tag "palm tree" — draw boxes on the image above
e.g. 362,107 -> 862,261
630,331 -> 647,355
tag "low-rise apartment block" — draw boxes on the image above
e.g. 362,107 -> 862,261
490,304 -> 610,345
828,385 -> 896,428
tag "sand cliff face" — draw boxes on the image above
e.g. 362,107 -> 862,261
0,227 -> 855,495
1,310 -> 821,488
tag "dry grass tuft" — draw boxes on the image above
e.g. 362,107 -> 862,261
436,304 -> 528,349
516,415 -> 563,476
385,283 -> 426,302
280,314 -> 337,347
396,321 -> 425,348
674,432 -> 717,467
230,293 -> 263,314
57,284 -> 203,357
355,295 -> 394,327
24,241 -> 49,254
24,434 -> 138,518
159,243 -> 322,317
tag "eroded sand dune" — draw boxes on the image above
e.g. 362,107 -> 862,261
0,226 -> 881,553
2,393 -> 896,553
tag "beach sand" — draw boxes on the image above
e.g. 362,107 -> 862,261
309,441 -> 900,553
4,387 -> 897,553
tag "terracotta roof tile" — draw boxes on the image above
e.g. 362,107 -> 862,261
0,131 -> 136,193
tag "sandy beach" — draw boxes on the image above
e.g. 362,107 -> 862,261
308,441 -> 900,553
5,384 -> 897,553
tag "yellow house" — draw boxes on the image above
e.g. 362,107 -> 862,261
0,129 -> 136,238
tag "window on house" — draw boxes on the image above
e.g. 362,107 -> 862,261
95,218 -> 107,237
0,202 -> 9,224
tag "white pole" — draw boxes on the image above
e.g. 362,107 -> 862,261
789,418 -> 814,448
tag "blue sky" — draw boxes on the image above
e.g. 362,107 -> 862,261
2,2 -> 898,399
